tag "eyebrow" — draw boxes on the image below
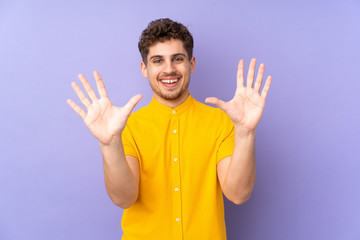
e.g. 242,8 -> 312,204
149,53 -> 187,61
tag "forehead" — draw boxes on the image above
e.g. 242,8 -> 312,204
147,39 -> 187,59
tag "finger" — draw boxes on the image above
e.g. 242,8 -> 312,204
93,71 -> 108,98
205,97 -> 227,111
236,59 -> 244,89
123,94 -> 143,115
246,58 -> 256,88
261,76 -> 272,99
78,74 -> 98,102
67,99 -> 87,120
254,63 -> 265,93
71,82 -> 91,108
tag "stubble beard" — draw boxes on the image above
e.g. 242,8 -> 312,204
149,74 -> 190,101
150,80 -> 190,101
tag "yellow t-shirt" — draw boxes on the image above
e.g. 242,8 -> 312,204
121,94 -> 234,240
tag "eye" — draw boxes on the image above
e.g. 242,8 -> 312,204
173,57 -> 184,62
153,59 -> 163,64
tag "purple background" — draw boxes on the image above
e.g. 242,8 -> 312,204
1,0 -> 359,239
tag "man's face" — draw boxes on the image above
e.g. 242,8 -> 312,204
141,39 -> 196,103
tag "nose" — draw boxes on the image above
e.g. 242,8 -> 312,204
163,60 -> 176,73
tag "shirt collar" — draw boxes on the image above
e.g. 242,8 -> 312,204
148,94 -> 194,115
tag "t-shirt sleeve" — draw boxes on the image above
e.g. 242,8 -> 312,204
216,113 -> 235,164
122,123 -> 139,159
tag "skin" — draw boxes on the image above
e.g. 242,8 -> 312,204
67,72 -> 142,208
140,39 -> 196,108
206,59 -> 272,204
67,39 -> 271,207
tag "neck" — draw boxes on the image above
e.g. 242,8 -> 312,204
154,91 -> 190,108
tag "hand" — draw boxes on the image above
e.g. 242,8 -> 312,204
205,58 -> 272,132
67,71 -> 142,145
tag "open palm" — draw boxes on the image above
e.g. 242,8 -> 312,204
205,59 -> 271,131
67,71 -> 142,145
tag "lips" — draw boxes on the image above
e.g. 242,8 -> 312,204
159,74 -> 181,88
159,78 -> 180,88
160,79 -> 179,84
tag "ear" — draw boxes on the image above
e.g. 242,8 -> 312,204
190,56 -> 196,73
141,61 -> 148,78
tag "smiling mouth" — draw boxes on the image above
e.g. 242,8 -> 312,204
159,78 -> 180,88
160,79 -> 179,84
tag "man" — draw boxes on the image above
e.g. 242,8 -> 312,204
67,18 -> 271,240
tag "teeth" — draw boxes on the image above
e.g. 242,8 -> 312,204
161,79 -> 179,84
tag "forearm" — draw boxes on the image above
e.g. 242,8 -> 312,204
224,127 -> 256,204
100,136 -> 138,208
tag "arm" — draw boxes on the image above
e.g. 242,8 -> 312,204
206,58 -> 272,205
216,130 -> 255,205
67,71 -> 142,208
101,140 -> 140,208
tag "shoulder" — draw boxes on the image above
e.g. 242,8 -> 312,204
192,98 -> 230,121
125,103 -> 152,128
129,105 -> 149,118
192,98 -> 234,134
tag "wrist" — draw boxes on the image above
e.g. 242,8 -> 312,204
99,134 -> 122,149
234,125 -> 256,137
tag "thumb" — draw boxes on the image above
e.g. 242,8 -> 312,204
123,94 -> 143,114
205,97 -> 227,111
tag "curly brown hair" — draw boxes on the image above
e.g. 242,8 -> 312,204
138,18 -> 194,65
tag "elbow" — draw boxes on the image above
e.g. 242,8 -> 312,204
115,202 -> 133,209
227,187 -> 254,205
110,192 -> 138,209
232,193 -> 252,205
228,179 -> 255,205
113,198 -> 136,209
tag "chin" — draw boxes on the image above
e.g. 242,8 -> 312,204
160,92 -> 183,101
150,80 -> 189,101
